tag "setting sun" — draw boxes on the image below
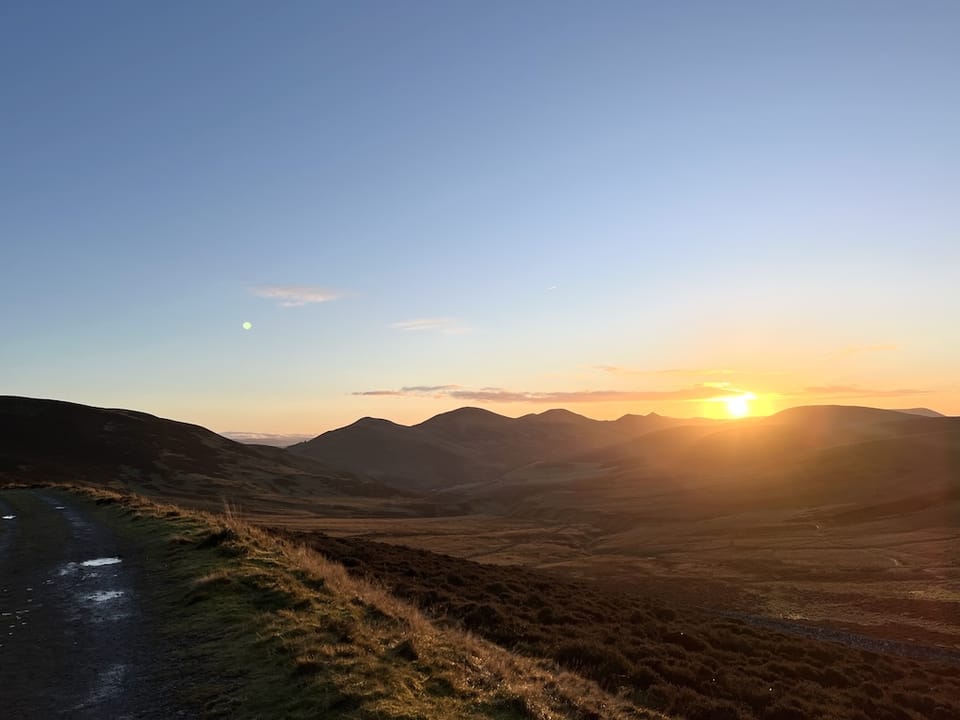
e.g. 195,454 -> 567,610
725,393 -> 754,418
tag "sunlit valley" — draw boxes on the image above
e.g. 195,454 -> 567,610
3,396 -> 959,718
3,2 -> 959,719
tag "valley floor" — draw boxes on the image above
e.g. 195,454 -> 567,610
258,505 -> 960,658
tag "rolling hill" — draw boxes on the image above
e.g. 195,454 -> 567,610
0,396 -> 401,513
290,403 -> 959,520
289,406 -> 700,490
5,394 -> 960,717
9,397 -> 954,526
473,405 -> 960,526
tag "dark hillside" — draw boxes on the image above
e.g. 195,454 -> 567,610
294,529 -> 960,720
290,406 -> 699,491
288,415 -> 484,490
0,396 -> 396,506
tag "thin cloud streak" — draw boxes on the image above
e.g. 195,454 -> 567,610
450,388 -> 734,403
389,318 -> 470,334
353,385 -> 461,398
353,384 -> 741,403
251,285 -> 343,307
351,381 -> 933,406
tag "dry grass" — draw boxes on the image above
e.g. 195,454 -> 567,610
71,485 -> 665,720
297,529 -> 960,720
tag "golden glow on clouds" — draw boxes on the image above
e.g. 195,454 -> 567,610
165,345 -> 950,433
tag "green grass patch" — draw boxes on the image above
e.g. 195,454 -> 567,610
74,488 -> 657,720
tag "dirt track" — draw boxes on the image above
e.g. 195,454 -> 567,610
0,489 -> 193,719
714,608 -> 960,665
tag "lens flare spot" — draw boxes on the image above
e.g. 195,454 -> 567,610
242,321 -> 253,331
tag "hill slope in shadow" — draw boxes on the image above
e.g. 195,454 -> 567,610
289,406 -> 703,490
483,405 -> 960,526
0,396 -> 403,513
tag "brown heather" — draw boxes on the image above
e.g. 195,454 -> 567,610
71,486 -> 665,720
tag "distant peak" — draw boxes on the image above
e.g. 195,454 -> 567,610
893,408 -> 945,418
770,404 -> 929,424
433,406 -> 507,420
518,408 -> 590,424
615,412 -> 662,422
414,406 -> 511,428
538,408 -> 581,418
453,406 -> 501,415
352,416 -> 404,428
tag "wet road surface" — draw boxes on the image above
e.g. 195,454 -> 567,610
0,489 -> 192,719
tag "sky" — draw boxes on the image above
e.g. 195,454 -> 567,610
2,1 -> 958,437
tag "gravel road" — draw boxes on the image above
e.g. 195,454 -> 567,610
720,608 -> 960,665
0,488 -> 194,719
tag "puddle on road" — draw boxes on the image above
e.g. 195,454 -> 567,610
60,557 -> 123,576
74,663 -> 127,710
83,590 -> 125,602
55,506 -> 66,510
81,557 -> 122,568
1,515 -> 14,520
5,608 -> 32,634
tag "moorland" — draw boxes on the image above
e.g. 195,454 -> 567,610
2,395 -> 958,718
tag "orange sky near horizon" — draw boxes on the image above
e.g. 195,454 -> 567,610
16,336 -> 952,437
5,4 -> 957,439
178,344 -> 957,435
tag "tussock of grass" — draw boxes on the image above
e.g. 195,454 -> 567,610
298,531 -> 960,720
72,486 -> 664,719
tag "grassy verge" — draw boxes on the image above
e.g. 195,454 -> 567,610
74,487 -> 663,720
294,530 -> 960,720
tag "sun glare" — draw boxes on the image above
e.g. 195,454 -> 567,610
725,394 -> 753,418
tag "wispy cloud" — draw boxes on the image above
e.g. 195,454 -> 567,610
353,384 -> 461,398
352,384 -> 740,404
450,388 -> 736,403
402,384 -> 463,393
351,380 -> 934,408
802,384 -> 929,398
389,318 -> 469,334
251,285 -> 343,307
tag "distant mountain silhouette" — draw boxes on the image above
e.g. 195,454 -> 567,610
489,404 -> 960,526
7,397 -> 956,529
568,404 -> 954,471
288,415 -> 477,491
220,431 -> 314,447
289,406 -> 701,490
0,396 -> 396,507
893,407 -> 946,418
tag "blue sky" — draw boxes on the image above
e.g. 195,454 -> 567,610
3,1 -> 958,434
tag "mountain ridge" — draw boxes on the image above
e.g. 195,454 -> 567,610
0,395 -> 398,509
